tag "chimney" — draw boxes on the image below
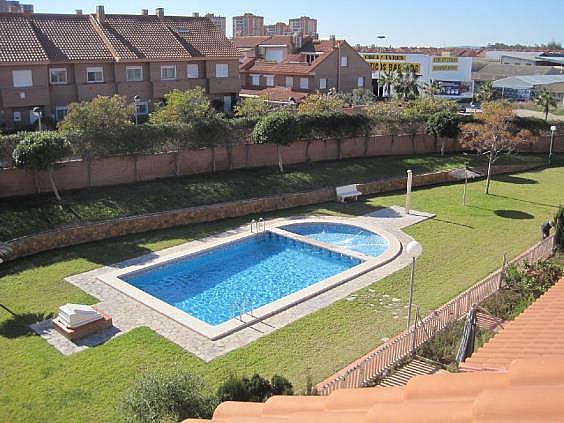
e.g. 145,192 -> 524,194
141,9 -> 148,16
329,34 -> 336,48
155,8 -> 164,18
75,9 -> 83,15
292,32 -> 303,50
95,5 -> 105,22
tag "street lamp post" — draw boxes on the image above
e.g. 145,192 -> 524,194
548,125 -> 557,167
406,240 -> 423,328
133,95 -> 141,125
377,35 -> 386,98
405,169 -> 413,214
32,106 -> 42,131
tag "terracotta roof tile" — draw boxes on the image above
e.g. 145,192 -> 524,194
185,278 -> 564,422
233,36 -> 271,49
0,13 -> 48,63
30,14 -> 114,61
240,87 -> 309,103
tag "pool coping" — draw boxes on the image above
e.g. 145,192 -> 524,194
96,218 -> 402,340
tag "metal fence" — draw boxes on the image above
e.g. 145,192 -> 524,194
316,235 -> 556,395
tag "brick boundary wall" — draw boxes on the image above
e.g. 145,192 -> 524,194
1,133 -> 561,199
2,163 -> 539,262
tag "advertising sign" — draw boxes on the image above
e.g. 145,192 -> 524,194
369,62 -> 421,73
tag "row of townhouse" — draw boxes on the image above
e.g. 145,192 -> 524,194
235,34 -> 372,102
0,6 -> 240,129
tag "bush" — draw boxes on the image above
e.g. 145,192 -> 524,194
554,206 -> 564,250
216,374 -> 293,403
252,111 -> 296,146
116,368 -> 217,423
0,131 -> 29,167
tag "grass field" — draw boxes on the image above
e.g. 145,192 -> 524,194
1,161 -> 563,422
0,153 -> 545,240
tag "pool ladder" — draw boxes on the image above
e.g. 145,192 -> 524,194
231,293 -> 255,321
250,217 -> 266,233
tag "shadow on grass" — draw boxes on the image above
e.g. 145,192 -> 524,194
494,210 -> 535,220
493,175 -> 539,185
0,311 -> 51,338
432,218 -> 475,229
490,193 -> 560,209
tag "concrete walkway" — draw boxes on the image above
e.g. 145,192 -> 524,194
32,206 -> 434,361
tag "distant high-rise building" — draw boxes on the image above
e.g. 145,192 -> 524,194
233,13 -> 264,37
204,13 -> 226,35
0,0 -> 33,13
265,22 -> 289,36
289,16 -> 317,38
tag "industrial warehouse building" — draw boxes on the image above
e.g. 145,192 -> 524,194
492,74 -> 564,103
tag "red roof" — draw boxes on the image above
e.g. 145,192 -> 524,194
0,13 -> 48,63
240,87 -> 309,102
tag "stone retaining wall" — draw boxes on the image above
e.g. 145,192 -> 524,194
3,163 -> 540,262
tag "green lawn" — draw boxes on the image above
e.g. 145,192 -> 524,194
0,153 -> 546,240
1,162 -> 563,422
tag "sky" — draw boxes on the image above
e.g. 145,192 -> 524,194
31,0 -> 564,47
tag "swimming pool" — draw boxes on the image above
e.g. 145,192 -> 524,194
121,232 -> 361,326
281,222 -> 389,257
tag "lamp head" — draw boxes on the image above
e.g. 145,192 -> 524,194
406,240 -> 423,258
550,125 -> 557,132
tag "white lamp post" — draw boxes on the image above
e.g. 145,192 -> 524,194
405,169 -> 413,214
548,125 -> 557,167
377,35 -> 386,97
406,240 -> 423,328
133,95 -> 141,125
32,106 -> 42,131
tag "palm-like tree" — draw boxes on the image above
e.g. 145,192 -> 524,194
422,80 -> 441,99
378,70 -> 396,99
393,65 -> 420,100
534,88 -> 557,121
475,81 -> 495,103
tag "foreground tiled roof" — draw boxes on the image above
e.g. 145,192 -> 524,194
186,277 -> 564,423
0,13 -> 48,63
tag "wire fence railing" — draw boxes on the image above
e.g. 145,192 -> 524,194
316,235 -> 556,396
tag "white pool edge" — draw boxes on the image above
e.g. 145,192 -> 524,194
96,218 -> 402,340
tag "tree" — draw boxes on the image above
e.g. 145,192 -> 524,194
216,374 -> 293,403
534,88 -> 558,121
252,111 -> 296,172
475,81 -> 495,103
393,65 -> 420,100
297,94 -> 346,114
422,80 -> 441,99
12,131 -> 72,201
425,110 -> 460,155
337,89 -> 377,106
460,102 -> 533,194
378,70 -> 396,99
59,95 -> 131,185
149,88 -> 213,124
234,96 -> 270,118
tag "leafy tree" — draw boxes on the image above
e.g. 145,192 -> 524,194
425,110 -> 460,155
297,94 -> 346,114
393,65 -> 420,100
534,88 -> 558,121
338,89 -> 377,106
59,95 -> 131,185
475,81 -> 495,103
253,111 -> 296,172
461,102 -> 534,194
234,96 -> 270,118
422,80 -> 441,99
149,88 -> 214,124
116,367 -> 217,422
12,131 -> 72,202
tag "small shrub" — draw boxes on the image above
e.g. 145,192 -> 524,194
116,367 -> 217,423
554,206 -> 564,250
216,373 -> 293,403
271,375 -> 294,396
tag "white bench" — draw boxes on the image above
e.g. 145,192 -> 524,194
336,184 -> 362,203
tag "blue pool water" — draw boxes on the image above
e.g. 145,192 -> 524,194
122,233 -> 360,325
281,223 -> 388,257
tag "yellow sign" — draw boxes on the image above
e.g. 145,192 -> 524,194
370,62 -> 421,73
363,54 -> 406,61
432,56 -> 458,63
432,65 -> 458,71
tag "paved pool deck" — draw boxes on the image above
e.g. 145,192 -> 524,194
32,206 -> 434,361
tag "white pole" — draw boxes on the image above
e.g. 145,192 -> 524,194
407,257 -> 416,328
405,169 -> 413,214
463,162 -> 468,206
548,126 -> 556,167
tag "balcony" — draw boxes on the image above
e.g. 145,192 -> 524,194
208,77 -> 241,95
77,83 -> 116,101
1,86 -> 50,108
152,79 -> 208,99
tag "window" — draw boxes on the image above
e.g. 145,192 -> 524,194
126,66 -> 143,82
12,70 -> 32,87
135,102 -> 149,115
340,55 -> 348,67
215,63 -> 229,78
251,74 -> 260,86
265,75 -> 274,87
285,76 -> 293,89
49,68 -> 67,85
319,78 -> 327,90
13,111 -> 22,122
299,78 -> 309,89
55,106 -> 68,122
357,76 -> 364,88
160,65 -> 176,80
187,64 -> 199,79
86,67 -> 104,83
